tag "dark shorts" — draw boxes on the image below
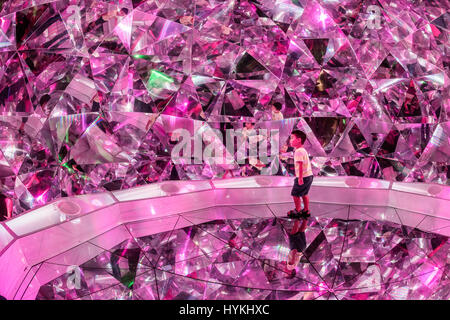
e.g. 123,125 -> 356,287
291,175 -> 313,197
289,231 -> 306,252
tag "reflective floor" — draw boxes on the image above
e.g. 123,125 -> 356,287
36,205 -> 450,300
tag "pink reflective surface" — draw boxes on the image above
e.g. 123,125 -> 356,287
0,177 -> 448,300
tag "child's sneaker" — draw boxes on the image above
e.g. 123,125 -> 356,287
300,209 -> 311,219
287,209 -> 301,219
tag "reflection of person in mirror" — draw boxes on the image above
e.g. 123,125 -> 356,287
221,25 -> 232,35
420,116 -> 431,151
0,191 -> 13,221
180,15 -> 194,26
218,123 -> 237,179
241,122 -> 266,175
283,217 -> 308,278
271,102 -> 284,121
287,130 -> 313,219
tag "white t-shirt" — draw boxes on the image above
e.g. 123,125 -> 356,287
272,111 -> 284,121
294,147 -> 313,178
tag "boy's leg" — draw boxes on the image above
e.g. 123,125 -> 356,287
293,196 -> 302,212
5,198 -> 13,219
300,176 -> 313,217
291,219 -> 301,234
290,178 -> 303,215
288,196 -> 302,218
301,195 -> 309,212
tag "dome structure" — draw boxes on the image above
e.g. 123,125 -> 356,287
0,0 -> 448,301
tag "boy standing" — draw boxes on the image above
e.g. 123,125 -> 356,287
288,130 -> 313,218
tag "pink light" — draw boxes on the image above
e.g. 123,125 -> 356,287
178,228 -> 192,275
35,188 -> 50,204
319,9 -> 327,29
169,114 -> 177,127
178,101 -> 189,112
424,266 -> 440,286
158,20 -> 169,41
289,39 -> 300,49
92,199 -> 103,206
25,173 -> 39,188
120,239 -> 134,257
317,281 -> 328,293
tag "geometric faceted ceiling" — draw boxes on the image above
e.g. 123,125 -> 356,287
0,0 -> 449,217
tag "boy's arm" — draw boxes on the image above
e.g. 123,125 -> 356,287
294,149 -> 305,184
297,161 -> 304,184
